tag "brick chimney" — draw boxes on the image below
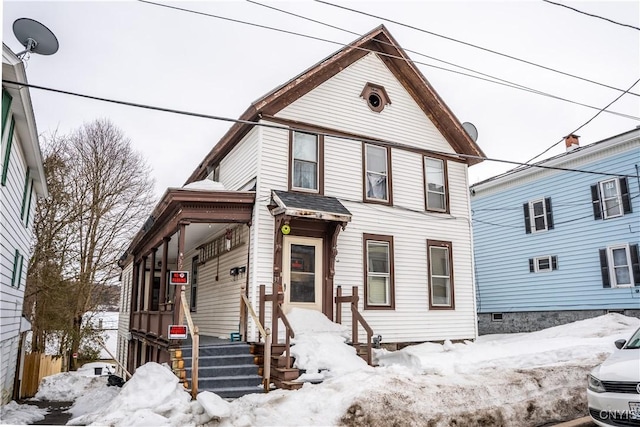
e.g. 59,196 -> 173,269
565,134 -> 580,152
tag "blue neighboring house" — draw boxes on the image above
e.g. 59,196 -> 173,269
470,129 -> 640,334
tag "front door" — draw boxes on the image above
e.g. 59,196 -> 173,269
282,236 -> 323,312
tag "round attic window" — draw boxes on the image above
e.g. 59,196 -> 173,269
360,82 -> 391,113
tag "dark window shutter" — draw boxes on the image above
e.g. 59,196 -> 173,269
523,203 -> 531,234
591,185 -> 602,220
545,197 -> 554,230
1,118 -> 15,186
599,249 -> 610,288
551,256 -> 558,270
529,258 -> 534,273
620,178 -> 632,214
630,244 -> 640,286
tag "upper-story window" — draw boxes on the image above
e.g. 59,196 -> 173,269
363,143 -> 391,204
599,244 -> 639,288
523,198 -> 554,233
290,131 -> 322,193
424,157 -> 447,212
591,177 -> 631,220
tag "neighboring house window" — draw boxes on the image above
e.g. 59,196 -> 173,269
599,244 -> 640,288
10,249 -> 23,288
1,118 -> 15,186
363,144 -> 391,204
428,240 -> 455,309
363,234 -> 394,309
290,131 -> 322,193
529,255 -> 558,273
523,198 -> 554,233
591,178 -> 632,220
190,256 -> 199,312
424,157 -> 448,212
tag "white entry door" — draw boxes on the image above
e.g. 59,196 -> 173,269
282,236 -> 323,312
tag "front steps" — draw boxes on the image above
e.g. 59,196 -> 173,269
180,342 -> 264,399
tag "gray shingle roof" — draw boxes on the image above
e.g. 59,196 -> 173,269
272,190 -> 352,217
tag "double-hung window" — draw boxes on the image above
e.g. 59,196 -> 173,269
428,240 -> 454,309
592,178 -> 631,220
599,244 -> 639,288
364,144 -> 390,203
523,198 -> 554,233
529,255 -> 558,273
424,157 -> 447,212
363,234 -> 394,309
291,131 -> 321,193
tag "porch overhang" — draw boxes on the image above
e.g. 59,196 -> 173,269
268,190 -> 352,223
128,188 -> 255,262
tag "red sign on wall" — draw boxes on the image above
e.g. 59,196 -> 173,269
168,325 -> 188,339
169,271 -> 189,285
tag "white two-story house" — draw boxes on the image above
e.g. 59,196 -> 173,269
1,44 -> 48,403
117,25 -> 485,378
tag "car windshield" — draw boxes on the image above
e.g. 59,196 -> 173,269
625,328 -> 640,349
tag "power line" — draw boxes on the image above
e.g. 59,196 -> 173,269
314,0 -> 640,98
4,79 -> 638,180
542,0 -> 640,31
524,78 -> 640,164
137,0 -> 640,122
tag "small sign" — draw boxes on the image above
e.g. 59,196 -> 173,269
168,325 -> 188,339
72,353 -> 78,359
169,271 -> 189,285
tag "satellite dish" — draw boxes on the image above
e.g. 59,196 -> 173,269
13,18 -> 59,59
462,122 -> 478,142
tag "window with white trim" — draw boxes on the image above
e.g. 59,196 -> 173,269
523,197 -> 554,233
599,244 -> 640,288
363,234 -> 394,309
529,255 -> 558,273
291,131 -> 320,192
364,144 -> 389,203
591,177 -> 632,220
424,157 -> 447,212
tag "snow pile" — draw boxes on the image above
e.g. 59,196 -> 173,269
287,308 -> 371,380
0,401 -> 48,425
35,372 -> 108,401
67,363 -> 194,426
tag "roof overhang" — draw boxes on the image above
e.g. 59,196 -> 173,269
269,190 -> 352,223
126,188 -> 255,263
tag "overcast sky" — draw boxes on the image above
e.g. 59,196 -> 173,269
3,1 -> 639,199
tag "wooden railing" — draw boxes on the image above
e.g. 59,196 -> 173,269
239,285 -> 272,393
179,287 -> 199,398
258,285 -> 295,369
335,286 -> 374,365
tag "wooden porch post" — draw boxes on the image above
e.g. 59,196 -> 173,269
175,223 -> 186,325
159,238 -> 169,306
147,249 -> 156,333
139,256 -> 148,312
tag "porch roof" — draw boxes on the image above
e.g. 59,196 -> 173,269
269,190 -> 352,222
124,187 -> 255,264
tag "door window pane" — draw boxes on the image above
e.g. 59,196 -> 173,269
290,244 -> 315,302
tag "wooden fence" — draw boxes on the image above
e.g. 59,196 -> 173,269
19,353 -> 62,398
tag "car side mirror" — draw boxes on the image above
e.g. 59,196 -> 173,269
614,339 -> 626,350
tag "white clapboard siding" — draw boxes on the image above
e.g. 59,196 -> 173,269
116,262 -> 133,376
1,336 -> 18,400
185,226 -> 250,338
220,127 -> 259,191
276,53 -> 455,155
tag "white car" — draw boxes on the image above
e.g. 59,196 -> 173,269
587,326 -> 640,427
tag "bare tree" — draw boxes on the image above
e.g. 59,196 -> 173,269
25,119 -> 155,368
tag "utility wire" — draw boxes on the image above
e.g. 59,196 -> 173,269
137,0 -> 639,122
524,78 -> 640,164
4,79 -> 639,180
542,0 -> 640,31
315,0 -> 640,97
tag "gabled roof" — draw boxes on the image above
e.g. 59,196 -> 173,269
186,25 -> 485,184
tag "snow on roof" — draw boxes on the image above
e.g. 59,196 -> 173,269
182,179 -> 225,191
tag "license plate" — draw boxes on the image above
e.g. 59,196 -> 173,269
630,402 -> 640,419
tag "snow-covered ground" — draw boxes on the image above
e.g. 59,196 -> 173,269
2,312 -> 638,427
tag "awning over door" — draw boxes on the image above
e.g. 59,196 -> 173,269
269,190 -> 352,223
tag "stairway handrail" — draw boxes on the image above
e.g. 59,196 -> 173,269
180,288 -> 199,398
335,285 -> 374,365
259,285 -> 295,370
240,289 -> 272,393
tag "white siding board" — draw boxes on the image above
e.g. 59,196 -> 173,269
117,262 -> 133,377
220,127 -> 259,191
276,53 -> 454,155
